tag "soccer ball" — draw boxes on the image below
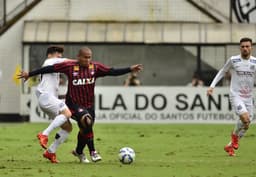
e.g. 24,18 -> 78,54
118,147 -> 135,164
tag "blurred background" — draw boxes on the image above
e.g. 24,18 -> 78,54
0,0 -> 254,122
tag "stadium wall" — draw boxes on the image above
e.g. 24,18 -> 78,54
0,0 -> 212,119
0,0 -> 254,120
24,0 -> 214,22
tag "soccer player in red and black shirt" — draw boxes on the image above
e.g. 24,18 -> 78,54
19,47 -> 143,163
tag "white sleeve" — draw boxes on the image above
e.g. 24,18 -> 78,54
210,59 -> 232,88
42,58 -> 67,66
54,58 -> 67,64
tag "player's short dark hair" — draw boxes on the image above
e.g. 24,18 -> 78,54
46,45 -> 64,55
240,37 -> 253,44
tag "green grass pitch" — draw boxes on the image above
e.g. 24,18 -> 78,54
1,123 -> 256,177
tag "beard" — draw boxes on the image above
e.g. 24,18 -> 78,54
241,51 -> 250,59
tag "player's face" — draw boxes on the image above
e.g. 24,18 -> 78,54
78,50 -> 92,67
240,41 -> 252,59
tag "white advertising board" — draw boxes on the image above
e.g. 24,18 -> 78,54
30,86 -> 256,124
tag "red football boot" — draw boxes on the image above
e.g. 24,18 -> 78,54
224,144 -> 235,156
231,133 -> 239,150
43,150 -> 59,163
37,132 -> 48,149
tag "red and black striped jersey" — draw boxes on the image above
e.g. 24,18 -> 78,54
53,60 -> 110,108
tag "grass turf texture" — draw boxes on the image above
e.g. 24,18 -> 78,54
1,123 -> 256,177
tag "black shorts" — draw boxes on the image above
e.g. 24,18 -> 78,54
66,100 -> 95,129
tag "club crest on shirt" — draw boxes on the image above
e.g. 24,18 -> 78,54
89,64 -> 94,69
74,65 -> 79,71
89,64 -> 95,75
250,65 -> 255,70
73,65 -> 79,76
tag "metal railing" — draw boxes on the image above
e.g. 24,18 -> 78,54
0,0 -> 41,35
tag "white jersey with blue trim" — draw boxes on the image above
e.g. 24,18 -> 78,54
36,58 -> 67,97
210,54 -> 256,97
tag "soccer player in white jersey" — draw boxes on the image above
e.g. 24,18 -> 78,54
33,46 -> 73,163
207,37 -> 256,156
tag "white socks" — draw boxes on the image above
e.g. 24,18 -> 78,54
43,114 -> 67,136
234,120 -> 247,139
48,129 -> 69,153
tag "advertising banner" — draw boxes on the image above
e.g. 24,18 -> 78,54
30,86 -> 256,124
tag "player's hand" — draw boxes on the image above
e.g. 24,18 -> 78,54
17,71 -> 29,82
130,64 -> 143,72
206,87 -> 214,96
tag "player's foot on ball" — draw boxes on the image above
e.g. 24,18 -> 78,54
72,150 -> 90,163
90,151 -> 102,162
43,150 -> 59,163
37,132 -> 48,149
224,144 -> 235,156
231,133 -> 239,150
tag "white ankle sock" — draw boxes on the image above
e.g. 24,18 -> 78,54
42,114 -> 67,136
234,120 -> 247,139
48,129 -> 69,153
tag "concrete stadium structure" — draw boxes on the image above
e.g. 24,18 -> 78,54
0,0 -> 255,120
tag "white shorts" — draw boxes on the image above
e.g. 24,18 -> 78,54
230,95 -> 253,120
37,93 -> 68,119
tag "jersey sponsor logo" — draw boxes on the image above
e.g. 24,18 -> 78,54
250,59 -> 256,64
72,78 -> 95,85
78,108 -> 84,112
232,58 -> 241,63
73,72 -> 79,76
236,71 -> 254,76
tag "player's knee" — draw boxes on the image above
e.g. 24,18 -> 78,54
243,121 -> 250,130
240,113 -> 250,129
241,118 -> 250,129
80,113 -> 93,129
65,109 -> 72,118
62,108 -> 72,118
